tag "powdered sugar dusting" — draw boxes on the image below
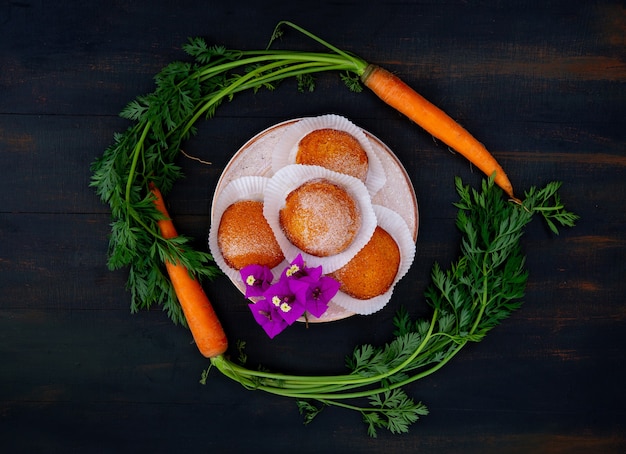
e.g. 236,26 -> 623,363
279,180 -> 361,257
262,164 -> 378,274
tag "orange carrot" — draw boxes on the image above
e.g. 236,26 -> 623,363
361,64 -> 515,199
150,183 -> 228,358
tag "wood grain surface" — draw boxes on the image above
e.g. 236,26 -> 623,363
1,1 -> 624,452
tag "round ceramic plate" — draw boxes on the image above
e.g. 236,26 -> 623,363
210,118 -> 419,322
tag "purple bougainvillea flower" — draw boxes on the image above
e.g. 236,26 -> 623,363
264,276 -> 309,325
244,254 -> 342,335
240,264 -> 274,298
281,254 -> 306,279
248,299 -> 288,339
281,254 -> 322,282
303,275 -> 341,318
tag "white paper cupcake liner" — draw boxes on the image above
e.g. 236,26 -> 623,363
263,164 -> 378,273
271,114 -> 387,197
208,176 -> 289,287
330,204 -> 416,315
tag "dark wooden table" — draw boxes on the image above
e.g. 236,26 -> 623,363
2,1 -> 624,452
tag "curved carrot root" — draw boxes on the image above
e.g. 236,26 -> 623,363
150,183 -> 228,358
361,64 -> 515,199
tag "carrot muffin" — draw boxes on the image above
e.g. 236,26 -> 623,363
296,128 -> 369,182
217,200 -> 284,270
330,226 -> 401,300
279,179 -> 361,257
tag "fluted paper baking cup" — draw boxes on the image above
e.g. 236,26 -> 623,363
271,114 -> 386,197
263,164 -> 377,273
209,176 -> 289,286
330,204 -> 416,315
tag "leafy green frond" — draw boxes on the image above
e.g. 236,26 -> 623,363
120,99 -> 149,121
346,343 -> 375,371
522,181 -> 579,234
296,73 -> 315,92
236,340 -> 248,365
183,38 -> 241,65
340,72 -> 363,92
297,400 -> 326,425
392,306 -> 413,337
365,389 -> 429,437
